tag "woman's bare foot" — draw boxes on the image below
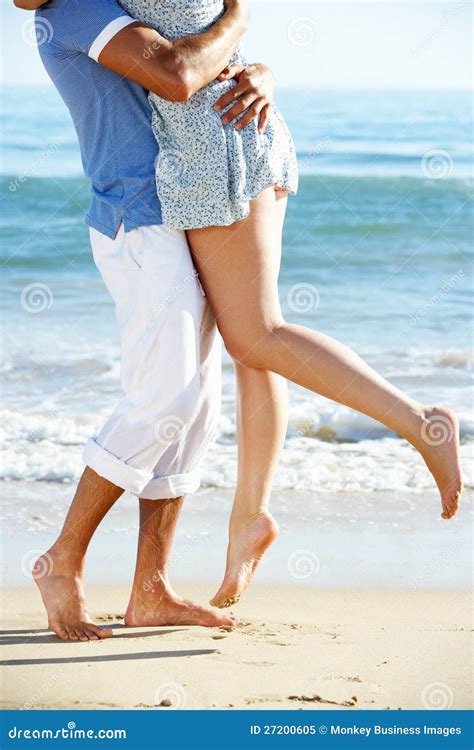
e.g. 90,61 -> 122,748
33,553 -> 113,641
210,510 -> 279,609
124,589 -> 238,628
415,406 -> 463,519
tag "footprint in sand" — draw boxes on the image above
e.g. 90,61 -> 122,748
288,694 -> 358,707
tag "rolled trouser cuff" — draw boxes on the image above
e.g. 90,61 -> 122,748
139,470 -> 201,500
83,438 -> 153,495
83,438 -> 201,499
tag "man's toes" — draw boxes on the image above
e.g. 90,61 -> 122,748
52,624 -> 69,641
86,630 -> 100,641
95,626 -> 113,639
215,613 -> 239,627
65,627 -> 78,640
76,630 -> 90,641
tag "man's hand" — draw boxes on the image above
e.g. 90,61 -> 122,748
214,63 -> 275,135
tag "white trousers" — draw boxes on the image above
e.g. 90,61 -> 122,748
83,224 -> 222,499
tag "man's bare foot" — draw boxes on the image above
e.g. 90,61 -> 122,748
210,510 -> 279,609
33,553 -> 113,641
415,406 -> 463,519
124,589 -> 238,628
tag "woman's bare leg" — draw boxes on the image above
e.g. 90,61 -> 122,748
188,188 -> 462,521
210,364 -> 287,607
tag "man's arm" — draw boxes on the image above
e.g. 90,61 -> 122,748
13,0 -> 47,7
98,0 -> 247,102
13,0 -> 273,131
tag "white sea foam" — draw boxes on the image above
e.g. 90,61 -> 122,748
1,405 -> 472,493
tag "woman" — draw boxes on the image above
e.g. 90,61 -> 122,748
118,0 -> 463,609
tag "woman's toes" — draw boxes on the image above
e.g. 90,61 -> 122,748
65,627 -> 78,640
76,630 -> 89,641
209,594 -> 224,608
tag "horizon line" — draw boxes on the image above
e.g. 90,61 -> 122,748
1,83 -> 473,93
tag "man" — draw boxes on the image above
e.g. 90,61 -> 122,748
14,0 -> 276,640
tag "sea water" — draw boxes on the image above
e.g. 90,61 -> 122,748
1,87 -> 472,585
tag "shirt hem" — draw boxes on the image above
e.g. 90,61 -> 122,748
85,214 -> 163,239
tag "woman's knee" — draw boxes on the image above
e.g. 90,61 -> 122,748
224,320 -> 284,368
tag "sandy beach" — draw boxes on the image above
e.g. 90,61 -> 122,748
1,585 -> 471,711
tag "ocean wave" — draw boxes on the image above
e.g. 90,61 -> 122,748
1,407 -> 472,492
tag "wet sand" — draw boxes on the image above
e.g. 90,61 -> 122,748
1,585 -> 471,710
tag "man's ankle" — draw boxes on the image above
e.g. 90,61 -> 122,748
129,569 -> 173,599
44,543 -> 85,576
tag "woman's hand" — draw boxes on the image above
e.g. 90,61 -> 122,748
214,63 -> 275,134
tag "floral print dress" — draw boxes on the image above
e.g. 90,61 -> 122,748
119,0 -> 298,229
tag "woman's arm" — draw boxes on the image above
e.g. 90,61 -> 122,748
99,0 -> 248,102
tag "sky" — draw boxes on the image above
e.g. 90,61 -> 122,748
1,0 -> 472,90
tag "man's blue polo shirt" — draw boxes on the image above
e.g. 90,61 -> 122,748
36,0 -> 163,238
